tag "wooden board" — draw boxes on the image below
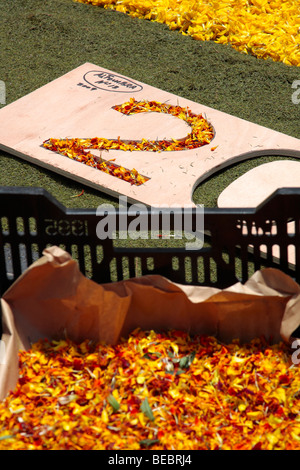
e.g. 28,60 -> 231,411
0,63 -> 300,207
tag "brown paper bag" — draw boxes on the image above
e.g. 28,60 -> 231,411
1,246 -> 300,400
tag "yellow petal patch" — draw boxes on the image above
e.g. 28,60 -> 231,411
75,0 -> 300,66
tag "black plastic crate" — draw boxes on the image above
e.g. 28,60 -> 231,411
0,185 -> 299,298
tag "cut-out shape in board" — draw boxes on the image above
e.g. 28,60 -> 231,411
218,160 -> 300,266
0,63 -> 299,208
218,160 -> 300,209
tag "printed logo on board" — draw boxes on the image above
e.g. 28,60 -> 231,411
77,70 -> 143,93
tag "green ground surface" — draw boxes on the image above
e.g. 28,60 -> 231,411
1,0 -> 300,209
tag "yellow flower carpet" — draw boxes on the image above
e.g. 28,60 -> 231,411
75,0 -> 300,66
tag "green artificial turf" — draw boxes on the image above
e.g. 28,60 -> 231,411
1,0 -> 300,210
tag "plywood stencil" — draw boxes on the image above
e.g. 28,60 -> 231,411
0,62 -> 300,208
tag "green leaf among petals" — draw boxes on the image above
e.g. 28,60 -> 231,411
107,394 -> 120,412
140,397 -> 155,421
